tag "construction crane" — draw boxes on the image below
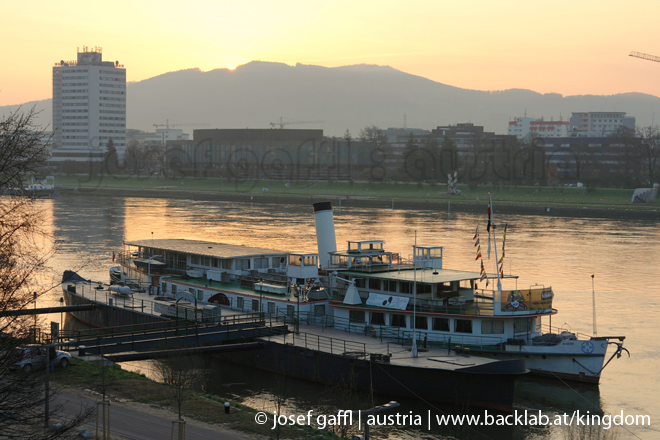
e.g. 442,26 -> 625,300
269,117 -> 323,129
629,51 -> 660,64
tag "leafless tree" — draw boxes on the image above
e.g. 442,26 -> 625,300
0,108 -> 92,438
635,125 -> 660,186
359,125 -> 388,147
154,353 -> 204,420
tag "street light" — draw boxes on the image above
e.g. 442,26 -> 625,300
59,297 -> 64,327
33,292 -> 37,334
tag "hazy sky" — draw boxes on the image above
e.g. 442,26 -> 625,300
2,0 -> 659,106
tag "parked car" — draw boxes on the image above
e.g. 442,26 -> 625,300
8,345 -> 71,372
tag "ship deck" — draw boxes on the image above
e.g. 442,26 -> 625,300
259,323 -> 521,372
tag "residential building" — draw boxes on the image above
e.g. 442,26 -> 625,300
126,128 -> 190,146
508,117 -> 569,139
538,136 -> 640,183
383,127 -> 431,146
51,47 -> 126,162
568,112 -> 635,137
431,123 -> 515,151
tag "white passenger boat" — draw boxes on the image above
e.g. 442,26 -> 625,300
111,201 -> 627,384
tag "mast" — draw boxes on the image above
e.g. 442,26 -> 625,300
410,231 -> 418,357
592,274 -> 597,336
489,193 -> 502,292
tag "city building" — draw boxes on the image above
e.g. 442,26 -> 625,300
165,128 -> 376,180
431,123 -> 515,151
538,136 -> 641,184
383,127 -> 431,146
126,128 -> 190,146
508,117 -> 569,139
51,47 -> 126,162
568,112 -> 635,137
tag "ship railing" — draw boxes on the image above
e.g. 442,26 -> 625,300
294,312 -> 507,351
252,320 -> 367,359
540,323 -> 592,340
329,288 -> 494,316
58,311 -> 267,341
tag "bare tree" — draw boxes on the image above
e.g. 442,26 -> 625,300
0,108 -> 91,438
359,125 -> 387,147
635,125 -> 660,186
154,353 -> 204,420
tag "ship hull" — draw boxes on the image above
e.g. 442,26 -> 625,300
216,340 -> 525,412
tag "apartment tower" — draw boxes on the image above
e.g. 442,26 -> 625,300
52,47 -> 126,161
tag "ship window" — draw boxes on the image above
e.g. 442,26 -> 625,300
455,319 -> 473,333
400,282 -> 412,294
252,299 -> 259,311
349,242 -> 360,251
162,282 -> 167,293
201,256 -> 210,266
481,320 -> 504,334
390,314 -> 407,328
315,305 -> 325,316
354,278 -> 365,288
416,284 -> 432,295
331,255 -> 349,266
236,259 -> 250,270
268,302 -> 275,314
430,248 -> 443,258
171,285 -> 177,295
303,256 -> 317,266
433,317 -> 450,331
514,320 -> 529,333
197,289 -> 203,301
349,310 -> 365,323
237,297 -> 244,309
286,305 -> 294,318
212,258 -> 220,268
385,280 -> 397,292
288,255 -> 301,266
254,258 -> 269,269
191,255 -> 200,265
221,259 -> 232,270
371,312 -> 385,325
369,279 -> 381,290
415,316 -> 428,330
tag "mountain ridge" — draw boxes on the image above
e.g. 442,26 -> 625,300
3,61 -> 659,136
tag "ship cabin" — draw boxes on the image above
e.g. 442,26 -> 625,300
326,240 -> 557,347
328,240 -> 395,272
116,239 -> 330,318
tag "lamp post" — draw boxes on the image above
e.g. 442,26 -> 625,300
59,297 -> 64,327
33,292 -> 37,333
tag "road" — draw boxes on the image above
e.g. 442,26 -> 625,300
54,391 -> 249,440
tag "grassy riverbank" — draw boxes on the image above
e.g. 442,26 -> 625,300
55,174 -> 659,211
51,357 -> 338,440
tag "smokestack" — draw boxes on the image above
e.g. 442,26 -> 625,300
313,202 -> 337,269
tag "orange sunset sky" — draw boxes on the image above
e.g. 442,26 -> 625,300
1,0 -> 659,106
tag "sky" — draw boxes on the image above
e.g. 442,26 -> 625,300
2,0 -> 660,106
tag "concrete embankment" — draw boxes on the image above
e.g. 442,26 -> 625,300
62,186 -> 660,220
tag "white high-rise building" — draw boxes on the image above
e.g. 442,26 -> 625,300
52,47 -> 126,162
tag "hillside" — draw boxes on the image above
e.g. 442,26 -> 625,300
3,61 -> 660,136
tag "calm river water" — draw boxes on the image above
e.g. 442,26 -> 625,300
36,194 -> 659,439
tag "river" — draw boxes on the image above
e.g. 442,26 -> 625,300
35,193 -> 659,439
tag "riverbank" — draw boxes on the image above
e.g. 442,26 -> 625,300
50,358 -> 339,440
54,174 -> 660,220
